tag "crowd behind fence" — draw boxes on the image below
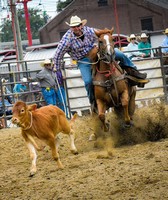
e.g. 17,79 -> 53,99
0,46 -> 168,128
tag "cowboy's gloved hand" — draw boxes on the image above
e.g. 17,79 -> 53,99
14,94 -> 18,98
53,68 -> 57,72
27,77 -> 32,81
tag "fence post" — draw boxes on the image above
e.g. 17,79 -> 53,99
0,80 -> 7,128
158,46 -> 168,103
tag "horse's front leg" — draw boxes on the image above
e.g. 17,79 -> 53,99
120,91 -> 132,127
96,99 -> 109,132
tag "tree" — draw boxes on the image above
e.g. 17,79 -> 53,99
0,20 -> 13,42
57,0 -> 73,12
0,8 -> 50,42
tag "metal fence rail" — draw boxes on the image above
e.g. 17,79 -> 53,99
0,47 -> 168,128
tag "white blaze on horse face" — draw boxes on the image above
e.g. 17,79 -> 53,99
104,35 -> 111,54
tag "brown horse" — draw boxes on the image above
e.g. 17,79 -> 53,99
92,27 -> 136,132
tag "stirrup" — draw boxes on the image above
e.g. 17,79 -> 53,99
135,72 -> 147,80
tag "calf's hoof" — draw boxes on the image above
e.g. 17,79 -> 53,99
29,167 -> 37,177
29,171 -> 36,177
71,149 -> 78,155
58,165 -> 64,170
57,161 -> 64,169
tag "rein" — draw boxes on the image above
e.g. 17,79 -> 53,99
94,61 -> 124,107
22,111 -> 33,131
96,62 -> 116,77
77,53 -> 101,65
99,43 -> 114,62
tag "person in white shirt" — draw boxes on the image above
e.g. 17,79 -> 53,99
126,34 -> 145,60
161,28 -> 168,55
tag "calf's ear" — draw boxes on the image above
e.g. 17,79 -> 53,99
27,104 -> 37,111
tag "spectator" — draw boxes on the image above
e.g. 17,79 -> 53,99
0,119 -> 3,129
32,59 -> 67,114
161,28 -> 168,55
0,90 -> 13,128
126,34 -> 146,60
29,81 -> 42,107
138,33 -> 151,57
13,77 -> 29,102
53,15 -> 148,111
1,78 -> 12,104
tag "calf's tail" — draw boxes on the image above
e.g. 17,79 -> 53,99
69,113 -> 78,128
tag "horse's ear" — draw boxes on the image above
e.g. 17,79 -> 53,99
111,27 -> 114,34
94,29 -> 101,37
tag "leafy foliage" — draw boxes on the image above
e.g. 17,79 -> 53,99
0,8 -> 50,42
57,0 -> 73,12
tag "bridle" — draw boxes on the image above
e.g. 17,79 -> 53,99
98,34 -> 115,64
93,34 -> 124,107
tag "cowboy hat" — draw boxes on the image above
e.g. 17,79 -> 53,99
65,15 -> 87,27
127,34 -> 136,42
163,28 -> 168,34
41,59 -> 53,67
20,77 -> 28,82
140,33 -> 149,38
1,78 -> 8,83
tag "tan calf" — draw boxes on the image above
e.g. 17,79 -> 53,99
12,101 -> 78,176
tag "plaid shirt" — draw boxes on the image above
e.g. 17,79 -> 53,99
53,26 -> 97,84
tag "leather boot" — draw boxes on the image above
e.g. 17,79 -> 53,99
124,67 -> 147,79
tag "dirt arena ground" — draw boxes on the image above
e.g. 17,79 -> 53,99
0,103 -> 168,200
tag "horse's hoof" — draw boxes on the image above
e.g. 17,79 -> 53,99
124,124 -> 131,128
130,120 -> 134,126
105,122 -> 110,131
104,123 -> 110,132
123,121 -> 133,129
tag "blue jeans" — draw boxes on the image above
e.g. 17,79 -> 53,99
42,88 -> 56,105
78,57 -> 95,104
115,48 -> 137,69
78,50 -> 136,103
42,87 -> 68,116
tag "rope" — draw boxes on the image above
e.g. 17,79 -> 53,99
77,53 -> 101,65
55,74 -> 67,116
22,111 -> 33,130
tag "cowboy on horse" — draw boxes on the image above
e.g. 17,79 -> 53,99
53,15 -> 149,112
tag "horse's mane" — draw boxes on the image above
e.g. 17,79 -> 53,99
95,27 -> 114,37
